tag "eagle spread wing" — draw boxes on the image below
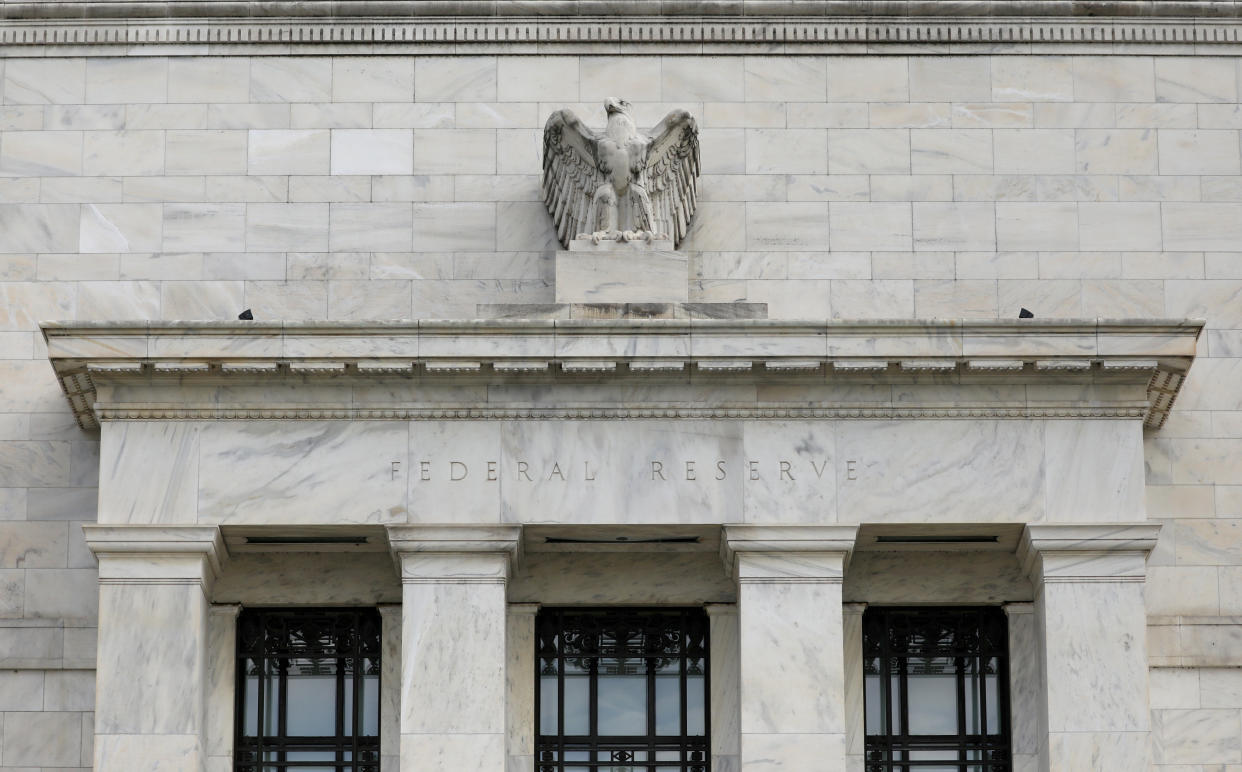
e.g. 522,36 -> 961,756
542,109 -> 605,249
640,109 -> 700,248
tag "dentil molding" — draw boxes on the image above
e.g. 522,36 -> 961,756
3,2 -> 1242,53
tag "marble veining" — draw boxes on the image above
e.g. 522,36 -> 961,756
835,420 -> 1046,523
197,421 -> 409,524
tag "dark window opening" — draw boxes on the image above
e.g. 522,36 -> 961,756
536,607 -> 710,772
235,607 -> 381,772
864,606 -> 1011,772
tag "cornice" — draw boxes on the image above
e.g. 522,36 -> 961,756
41,318 -> 1202,432
3,3 -> 1242,53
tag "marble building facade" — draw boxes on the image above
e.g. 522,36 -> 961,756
2,2 -> 1242,771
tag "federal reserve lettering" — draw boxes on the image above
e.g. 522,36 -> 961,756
411,458 -> 857,482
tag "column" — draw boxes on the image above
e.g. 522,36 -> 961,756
706,603 -> 740,772
722,525 -> 858,771
841,603 -> 867,772
1003,602 -> 1040,772
1018,523 -> 1161,771
378,604 -> 402,772
506,603 -> 539,772
84,525 -> 227,772
387,525 -> 522,772
205,604 -> 241,772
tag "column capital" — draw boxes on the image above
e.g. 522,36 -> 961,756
1018,523 -> 1161,584
843,602 -> 868,617
721,525 -> 858,583
83,525 -> 227,590
508,602 -> 541,616
209,603 -> 242,619
1002,601 -> 1035,617
386,524 -> 522,583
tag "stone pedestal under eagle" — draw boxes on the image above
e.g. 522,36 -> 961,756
542,98 -> 700,248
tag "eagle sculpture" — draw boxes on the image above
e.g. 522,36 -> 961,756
542,98 -> 700,249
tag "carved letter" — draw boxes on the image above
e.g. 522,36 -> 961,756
716,460 -> 727,480
487,461 -> 498,482
847,460 -> 858,481
780,461 -> 794,481
685,461 -> 696,481
584,461 -> 597,481
549,463 -> 566,481
651,461 -> 666,481
420,461 -> 431,481
749,461 -> 760,481
811,459 -> 829,479
517,461 -> 532,481
391,460 -> 401,481
450,461 -> 468,481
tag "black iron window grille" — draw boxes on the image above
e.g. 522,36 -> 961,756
536,607 -> 710,772
235,608 -> 381,772
864,607 -> 1011,772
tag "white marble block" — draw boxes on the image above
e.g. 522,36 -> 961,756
387,525 -> 521,772
723,526 -> 858,772
555,246 -> 688,304
1020,524 -> 1161,772
84,525 -> 227,772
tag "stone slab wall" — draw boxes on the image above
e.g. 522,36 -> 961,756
1,53 -> 1241,769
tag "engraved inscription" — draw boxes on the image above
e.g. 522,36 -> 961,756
411,457 -> 856,483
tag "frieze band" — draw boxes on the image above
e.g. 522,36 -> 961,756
3,14 -> 1242,52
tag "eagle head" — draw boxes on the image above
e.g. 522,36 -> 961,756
604,97 -> 632,117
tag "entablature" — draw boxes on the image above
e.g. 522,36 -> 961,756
43,318 -> 1202,431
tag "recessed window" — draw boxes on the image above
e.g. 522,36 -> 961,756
863,607 -> 1010,772
235,608 -> 381,772
536,607 -> 710,772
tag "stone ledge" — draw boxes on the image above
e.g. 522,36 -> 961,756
478,303 -> 769,320
42,318 -> 1203,431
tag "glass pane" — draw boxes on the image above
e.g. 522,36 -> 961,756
361,670 -> 380,736
242,667 -> 259,737
287,750 -> 337,760
286,657 -> 338,736
906,657 -> 958,736
539,675 -> 559,734
964,659 -> 980,735
263,661 -> 281,736
890,671 -> 903,735
598,674 -> 646,735
564,674 -> 590,735
686,672 -> 705,736
864,668 -> 882,735
985,660 -> 1001,735
655,672 -> 680,736
344,670 -> 354,735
